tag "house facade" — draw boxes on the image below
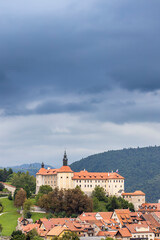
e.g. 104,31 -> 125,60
36,151 -> 125,196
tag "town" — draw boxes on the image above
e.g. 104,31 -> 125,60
0,152 -> 160,240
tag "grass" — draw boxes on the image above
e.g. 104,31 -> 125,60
31,212 -> 47,222
0,197 -> 20,236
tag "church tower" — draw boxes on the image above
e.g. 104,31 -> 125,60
63,150 -> 68,166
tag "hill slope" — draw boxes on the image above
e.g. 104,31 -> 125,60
70,146 -> 160,202
6,163 -> 54,176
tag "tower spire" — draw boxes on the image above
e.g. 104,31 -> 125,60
41,162 -> 44,168
63,150 -> 68,166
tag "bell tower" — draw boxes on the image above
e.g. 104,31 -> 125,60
63,150 -> 68,166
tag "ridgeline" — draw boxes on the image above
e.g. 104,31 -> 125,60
70,146 -> 160,202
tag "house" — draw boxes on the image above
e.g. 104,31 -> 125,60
115,228 -> 132,240
125,222 -> 154,240
47,226 -> 71,239
139,204 -> 160,213
122,191 -> 145,211
111,209 -> 133,228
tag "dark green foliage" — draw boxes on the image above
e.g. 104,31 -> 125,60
8,192 -> 13,200
0,202 -> 3,213
70,146 -> 160,202
24,184 -> 32,198
11,171 -> 36,193
0,183 -> 4,191
52,232 -> 80,240
39,185 -> 53,194
46,212 -> 54,219
38,187 -> 93,216
26,228 -> 39,240
92,186 -> 107,201
92,195 -> 134,212
0,224 -> 2,233
0,168 -> 13,182
10,230 -> 25,240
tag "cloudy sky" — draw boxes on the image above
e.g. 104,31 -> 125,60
0,0 -> 160,167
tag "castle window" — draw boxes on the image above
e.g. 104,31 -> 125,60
88,185 -> 89,187
95,180 -> 97,183
85,185 -> 86,187
77,180 -> 78,183
61,177 -> 63,179
79,180 -> 81,183
115,185 -> 117,187
80,185 -> 81,187
90,180 -> 92,183
90,185 -> 92,187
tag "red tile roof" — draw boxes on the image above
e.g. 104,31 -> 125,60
73,170 -> 124,180
139,203 -> 160,212
122,191 -> 145,196
116,228 -> 132,237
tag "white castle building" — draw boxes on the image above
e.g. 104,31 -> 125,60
36,151 -> 125,196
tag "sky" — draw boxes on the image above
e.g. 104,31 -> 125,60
0,0 -> 160,167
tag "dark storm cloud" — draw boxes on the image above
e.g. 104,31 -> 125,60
0,0 -> 160,122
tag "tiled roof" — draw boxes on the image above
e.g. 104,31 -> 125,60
98,212 -> 113,220
116,228 -> 132,237
139,203 -> 160,212
125,223 -> 153,233
78,212 -> 97,221
36,168 -> 58,175
122,191 -> 145,196
113,209 -> 133,226
56,166 -> 73,173
47,226 -> 69,236
73,170 -> 124,180
97,231 -> 117,237
142,213 -> 160,229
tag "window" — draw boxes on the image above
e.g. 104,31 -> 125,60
90,185 -> 92,187
85,185 -> 86,187
66,176 -> 68,178
61,177 -> 63,179
88,185 -> 89,187
80,185 -> 81,187
115,185 -> 117,187
79,180 -> 81,183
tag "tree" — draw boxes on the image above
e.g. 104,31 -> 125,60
92,186 -> 107,201
38,187 -> 93,216
0,183 -> 4,191
24,184 -> 32,198
11,171 -> 36,193
26,229 -> 39,240
23,199 -> 33,218
0,202 -> 3,213
61,232 -> 80,240
14,189 -> 26,208
10,230 -> 25,240
39,185 -> 53,194
8,192 -> 13,200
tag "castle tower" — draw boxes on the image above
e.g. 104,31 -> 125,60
63,150 -> 68,166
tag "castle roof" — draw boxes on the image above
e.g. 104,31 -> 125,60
57,165 -> 73,173
72,170 -> 124,180
122,191 -> 145,196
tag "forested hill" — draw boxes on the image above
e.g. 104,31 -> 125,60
70,146 -> 160,203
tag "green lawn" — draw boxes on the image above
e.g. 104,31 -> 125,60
0,197 -> 20,236
31,212 -> 47,222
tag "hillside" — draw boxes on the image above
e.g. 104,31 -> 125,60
70,146 -> 160,202
6,163 -> 54,176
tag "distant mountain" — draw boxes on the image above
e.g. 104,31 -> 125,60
6,163 -> 54,176
70,146 -> 160,203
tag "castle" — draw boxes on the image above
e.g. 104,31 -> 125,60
36,151 -> 125,196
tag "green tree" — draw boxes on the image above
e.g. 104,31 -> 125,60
0,183 -> 4,191
23,199 -> 33,218
10,230 -> 25,240
24,184 -> 32,198
61,232 -> 80,240
92,186 -> 107,201
11,171 -> 36,193
0,202 -> 3,213
26,229 -> 39,240
39,185 -> 53,194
